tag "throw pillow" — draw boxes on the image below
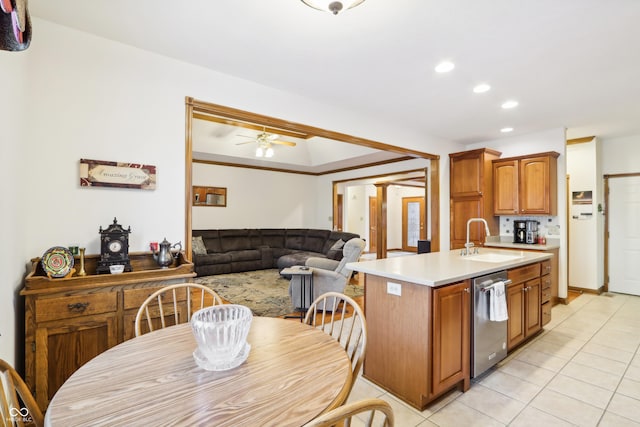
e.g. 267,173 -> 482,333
192,235 -> 207,255
330,239 -> 345,251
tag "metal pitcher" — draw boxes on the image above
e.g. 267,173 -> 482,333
152,238 -> 182,268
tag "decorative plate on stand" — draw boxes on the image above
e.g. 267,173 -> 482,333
41,246 -> 75,278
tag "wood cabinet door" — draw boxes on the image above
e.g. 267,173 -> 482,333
34,315 -> 117,410
450,155 -> 482,197
493,159 -> 519,215
506,283 -> 525,351
432,281 -> 470,397
450,197 -> 483,249
519,156 -> 551,214
524,278 -> 542,337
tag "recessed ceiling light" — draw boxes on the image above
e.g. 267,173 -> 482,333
435,61 -> 455,73
473,84 -> 491,93
501,100 -> 519,109
501,127 -> 514,133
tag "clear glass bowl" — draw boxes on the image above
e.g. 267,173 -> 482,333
191,304 -> 252,369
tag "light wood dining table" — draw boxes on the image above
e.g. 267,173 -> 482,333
44,316 -> 352,427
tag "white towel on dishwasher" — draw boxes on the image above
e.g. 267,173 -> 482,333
489,281 -> 508,321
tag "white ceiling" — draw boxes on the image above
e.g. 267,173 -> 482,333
31,0 -> 640,146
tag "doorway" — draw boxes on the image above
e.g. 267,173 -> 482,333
606,174 -> 640,295
402,196 -> 425,251
184,98 -> 440,258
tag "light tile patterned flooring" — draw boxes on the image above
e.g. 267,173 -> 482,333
347,292 -> 640,426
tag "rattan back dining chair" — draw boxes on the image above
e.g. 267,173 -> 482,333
0,358 -> 44,427
303,291 -> 367,401
134,283 -> 223,337
303,398 -> 394,427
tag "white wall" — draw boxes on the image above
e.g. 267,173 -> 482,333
465,128 -> 568,298
1,19 -> 461,367
0,49 -> 28,367
192,164 -> 317,229
602,135 -> 640,174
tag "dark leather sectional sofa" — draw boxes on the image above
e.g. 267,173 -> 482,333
191,228 -> 359,277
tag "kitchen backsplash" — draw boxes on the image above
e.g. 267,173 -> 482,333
499,216 -> 560,237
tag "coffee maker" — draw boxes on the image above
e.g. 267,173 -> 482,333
514,220 -> 538,244
525,220 -> 538,244
513,220 -> 527,243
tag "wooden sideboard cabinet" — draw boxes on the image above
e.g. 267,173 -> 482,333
493,152 -> 560,215
449,148 -> 501,249
21,251 -> 196,411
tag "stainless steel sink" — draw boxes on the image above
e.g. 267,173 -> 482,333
464,253 -> 524,263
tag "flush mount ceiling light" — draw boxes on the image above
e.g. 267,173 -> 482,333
473,83 -> 491,93
301,0 -> 366,15
501,100 -> 519,109
501,127 -> 514,133
435,61 -> 455,73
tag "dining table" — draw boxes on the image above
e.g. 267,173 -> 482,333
44,316 -> 352,427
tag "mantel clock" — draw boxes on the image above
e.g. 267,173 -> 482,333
96,217 -> 132,274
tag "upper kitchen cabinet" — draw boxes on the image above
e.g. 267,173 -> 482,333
449,148 -> 501,249
493,152 -> 560,216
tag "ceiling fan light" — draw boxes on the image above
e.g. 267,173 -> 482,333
301,0 -> 366,15
255,146 -> 264,157
265,146 -> 274,158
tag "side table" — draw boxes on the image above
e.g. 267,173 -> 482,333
281,266 -> 314,321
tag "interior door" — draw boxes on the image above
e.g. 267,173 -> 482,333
609,176 -> 640,295
402,197 -> 425,251
369,196 -> 377,253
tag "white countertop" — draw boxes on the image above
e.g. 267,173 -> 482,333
347,248 -> 552,287
484,237 -> 560,251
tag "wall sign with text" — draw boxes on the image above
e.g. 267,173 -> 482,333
79,159 -> 156,190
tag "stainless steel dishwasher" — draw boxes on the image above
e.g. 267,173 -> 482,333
472,270 -> 511,378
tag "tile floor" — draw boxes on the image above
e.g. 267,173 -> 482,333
347,292 -> 640,426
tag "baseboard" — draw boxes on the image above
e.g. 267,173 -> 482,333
568,285 -> 604,295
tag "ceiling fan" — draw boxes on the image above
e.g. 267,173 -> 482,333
235,129 -> 296,158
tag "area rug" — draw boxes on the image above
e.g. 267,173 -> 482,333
194,269 -> 364,317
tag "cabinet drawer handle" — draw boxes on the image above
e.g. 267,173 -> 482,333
67,302 -> 90,312
464,288 -> 470,293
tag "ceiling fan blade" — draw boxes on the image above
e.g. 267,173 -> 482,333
237,134 -> 255,139
234,141 -> 254,145
271,140 -> 296,147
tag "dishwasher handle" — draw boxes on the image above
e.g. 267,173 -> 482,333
479,279 -> 512,292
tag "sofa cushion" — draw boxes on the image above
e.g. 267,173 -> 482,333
285,229 -> 307,250
260,229 -> 285,249
277,251 -> 326,271
322,231 -> 360,253
219,229 -> 253,251
229,249 -> 261,262
304,229 -> 331,253
330,239 -> 345,251
193,229 -> 222,253
192,235 -> 208,255
193,252 -> 232,265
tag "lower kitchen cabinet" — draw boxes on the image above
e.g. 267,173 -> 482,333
363,274 -> 470,410
21,252 -> 195,411
506,263 -> 542,350
432,281 -> 470,396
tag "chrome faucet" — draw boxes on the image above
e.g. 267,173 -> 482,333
462,218 -> 491,256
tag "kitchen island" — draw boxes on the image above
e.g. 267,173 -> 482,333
347,248 -> 552,410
